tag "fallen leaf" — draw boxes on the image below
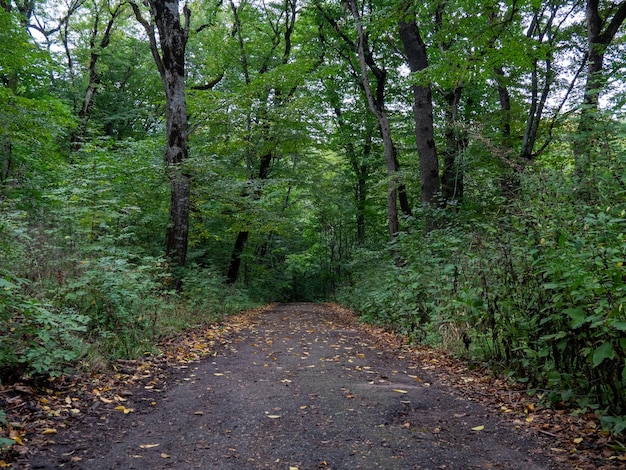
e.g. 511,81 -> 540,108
267,415 -> 281,419
471,425 -> 485,431
114,405 -> 134,414
42,428 -> 57,435
194,411 -> 203,415
573,437 -> 583,444
139,444 -> 160,449
161,453 -> 170,458
393,389 -> 408,394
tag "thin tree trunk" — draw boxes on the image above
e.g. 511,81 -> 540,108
441,87 -> 464,203
494,67 -> 512,150
346,0 -> 399,239
71,1 -> 122,152
398,11 -> 440,204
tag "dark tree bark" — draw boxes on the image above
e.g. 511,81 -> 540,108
519,6 -> 558,162
576,0 -> 626,175
132,0 -> 191,271
494,66 -> 512,150
397,10 -> 440,205
441,87 -> 465,203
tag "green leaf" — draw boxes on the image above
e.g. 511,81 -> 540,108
0,436 -> 15,449
592,342 -> 615,368
608,320 -> 626,331
565,306 -> 587,329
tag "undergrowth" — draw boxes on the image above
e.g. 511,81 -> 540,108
338,163 -> 626,434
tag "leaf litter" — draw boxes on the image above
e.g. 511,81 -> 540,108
0,302 -> 624,469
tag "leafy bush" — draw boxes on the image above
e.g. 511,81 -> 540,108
0,270 -> 88,381
338,166 -> 626,418
61,256 -> 166,359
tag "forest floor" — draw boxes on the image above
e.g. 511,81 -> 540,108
2,303 -> 626,469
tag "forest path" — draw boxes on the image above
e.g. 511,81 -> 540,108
29,303 -> 559,469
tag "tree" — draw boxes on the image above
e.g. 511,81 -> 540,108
397,2 -> 440,205
576,0 -> 626,177
69,0 -> 127,151
223,0 -> 301,284
132,0 -> 191,272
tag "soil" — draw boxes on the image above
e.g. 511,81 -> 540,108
6,303 -> 611,469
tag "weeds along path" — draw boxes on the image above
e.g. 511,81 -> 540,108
29,303 -> 558,469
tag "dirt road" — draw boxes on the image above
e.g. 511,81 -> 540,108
29,303 -> 558,469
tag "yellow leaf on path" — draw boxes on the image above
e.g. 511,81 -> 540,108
393,389 -> 408,394
42,428 -> 57,435
471,425 -> 485,431
573,437 -> 583,444
526,416 -> 533,423
194,411 -> 203,415
214,373 -> 224,376
0,460 -> 12,468
280,379 -> 292,383
114,405 -> 134,414
100,397 -> 114,404
139,444 -> 160,449
160,453 -> 170,458
267,415 -> 281,419
289,466 -> 299,470
356,353 -> 365,359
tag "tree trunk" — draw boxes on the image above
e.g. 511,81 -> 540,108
398,13 -> 440,204
575,0 -> 626,177
494,67 -> 512,151
226,231 -> 249,284
225,151 -> 272,284
71,3 -> 122,152
132,0 -> 191,271
441,87 -> 464,204
346,0 -> 400,239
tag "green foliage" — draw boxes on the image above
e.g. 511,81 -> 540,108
0,270 -> 88,379
0,409 -> 14,451
61,256 -> 165,359
339,143 -> 626,418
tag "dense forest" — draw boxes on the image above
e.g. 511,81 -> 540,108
1,0 -> 626,433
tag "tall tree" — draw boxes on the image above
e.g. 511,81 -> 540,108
397,2 -> 440,205
576,0 -> 626,176
342,0 -> 405,239
70,0 -> 126,151
224,0 -> 300,284
131,0 -> 191,272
